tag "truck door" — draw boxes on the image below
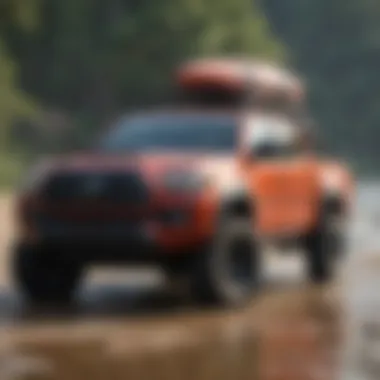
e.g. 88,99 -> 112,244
241,115 -> 317,236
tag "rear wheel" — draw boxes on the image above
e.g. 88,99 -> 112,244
190,217 -> 261,308
304,211 -> 346,283
12,244 -> 83,305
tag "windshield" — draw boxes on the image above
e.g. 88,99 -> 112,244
99,114 -> 237,152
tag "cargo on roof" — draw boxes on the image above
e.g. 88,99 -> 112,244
176,58 -> 305,104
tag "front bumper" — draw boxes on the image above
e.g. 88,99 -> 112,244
39,220 -> 153,242
17,188 -> 218,262
18,217 -> 210,264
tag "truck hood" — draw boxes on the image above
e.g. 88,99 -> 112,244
43,151 -> 240,188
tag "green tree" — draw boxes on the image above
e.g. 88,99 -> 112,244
0,41 -> 35,148
4,0 -> 283,149
0,0 -> 40,147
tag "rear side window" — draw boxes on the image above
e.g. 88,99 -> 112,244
244,116 -> 301,159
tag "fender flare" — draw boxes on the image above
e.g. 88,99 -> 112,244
219,186 -> 255,219
320,192 -> 346,217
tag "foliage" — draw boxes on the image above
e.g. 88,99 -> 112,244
0,0 -> 40,152
0,0 -> 282,186
0,41 -> 35,146
6,0 -> 380,180
4,0 -> 282,129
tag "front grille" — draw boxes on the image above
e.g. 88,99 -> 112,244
42,171 -> 149,205
36,217 -> 143,239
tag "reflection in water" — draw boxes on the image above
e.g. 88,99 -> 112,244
259,287 -> 342,380
0,286 -> 342,380
342,253 -> 380,380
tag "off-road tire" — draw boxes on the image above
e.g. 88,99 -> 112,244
12,244 -> 83,305
190,217 -> 261,308
304,211 -> 346,284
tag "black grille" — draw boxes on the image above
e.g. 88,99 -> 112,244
42,171 -> 149,204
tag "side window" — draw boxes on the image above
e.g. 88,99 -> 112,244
244,116 -> 301,159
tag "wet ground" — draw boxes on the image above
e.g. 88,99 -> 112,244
0,182 -> 380,380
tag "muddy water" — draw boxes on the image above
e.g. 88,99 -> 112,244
0,182 -> 379,380
0,286 -> 342,380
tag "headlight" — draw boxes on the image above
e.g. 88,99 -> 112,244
162,171 -> 207,193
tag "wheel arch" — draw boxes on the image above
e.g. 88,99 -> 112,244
219,189 -> 255,220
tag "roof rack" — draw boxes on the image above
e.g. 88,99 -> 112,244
176,58 -> 305,106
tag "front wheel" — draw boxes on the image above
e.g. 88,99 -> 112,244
190,217 -> 261,308
12,244 -> 83,305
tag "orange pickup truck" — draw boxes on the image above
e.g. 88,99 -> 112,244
12,58 -> 354,307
